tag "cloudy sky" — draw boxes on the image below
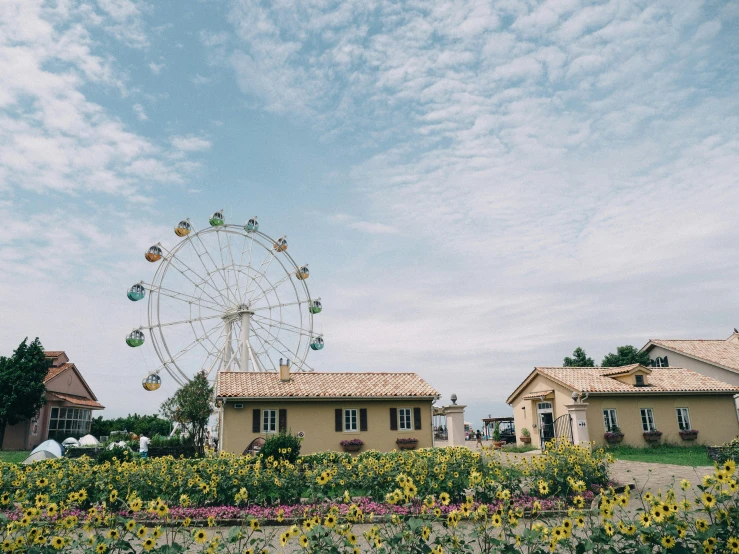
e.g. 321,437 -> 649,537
2,0 -> 738,429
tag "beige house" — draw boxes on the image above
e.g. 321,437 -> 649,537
3,351 -> 105,450
216,365 -> 439,455
642,332 -> 739,408
507,364 -> 739,448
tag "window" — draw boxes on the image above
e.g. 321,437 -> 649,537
344,409 -> 358,432
48,407 -> 91,434
603,409 -> 618,432
537,402 -> 553,411
635,374 -> 645,386
676,408 -> 691,431
262,409 -> 277,433
640,408 -> 656,432
399,408 -> 412,430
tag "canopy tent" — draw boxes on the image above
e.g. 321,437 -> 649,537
23,439 -> 63,464
62,437 -> 80,447
79,434 -> 100,446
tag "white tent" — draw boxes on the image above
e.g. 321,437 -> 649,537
23,439 -> 63,464
79,434 -> 100,446
62,437 -> 80,447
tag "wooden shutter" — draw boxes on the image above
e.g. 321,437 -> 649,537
662,356 -> 669,367
252,409 -> 261,433
359,409 -> 368,431
335,409 -> 343,432
413,407 -> 422,430
389,407 -> 398,430
279,409 -> 287,433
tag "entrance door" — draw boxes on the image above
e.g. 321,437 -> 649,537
537,402 -> 555,445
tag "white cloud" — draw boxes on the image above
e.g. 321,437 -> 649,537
132,103 -> 148,120
148,61 -> 164,74
95,0 -> 149,48
170,135 -> 212,152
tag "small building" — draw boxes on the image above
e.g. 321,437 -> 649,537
216,364 -> 439,455
642,331 -> 739,408
506,364 -> 739,448
3,351 -> 105,450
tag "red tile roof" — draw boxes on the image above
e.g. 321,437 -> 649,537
217,372 -> 440,399
646,338 -> 739,373
44,351 -> 65,358
45,363 -> 72,383
522,390 -> 554,400
49,392 -> 105,409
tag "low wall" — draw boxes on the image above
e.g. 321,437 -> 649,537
65,446 -> 196,459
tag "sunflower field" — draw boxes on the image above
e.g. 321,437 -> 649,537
1,457 -> 739,553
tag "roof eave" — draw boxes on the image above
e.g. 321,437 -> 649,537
584,390 -> 739,396
640,342 -> 739,375
218,395 -> 439,401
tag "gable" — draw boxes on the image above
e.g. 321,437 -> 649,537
45,363 -> 98,401
506,371 -> 574,405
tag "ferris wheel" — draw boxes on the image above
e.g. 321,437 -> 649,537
125,211 -> 324,392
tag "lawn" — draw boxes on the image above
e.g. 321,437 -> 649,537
0,450 -> 29,464
605,444 -> 713,467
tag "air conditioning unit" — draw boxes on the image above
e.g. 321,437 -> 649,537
234,403 -> 244,409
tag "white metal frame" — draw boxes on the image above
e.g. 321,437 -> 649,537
398,407 -> 413,431
135,223 -> 321,388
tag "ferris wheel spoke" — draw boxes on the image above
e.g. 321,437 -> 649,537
145,283 -> 224,312
250,299 -> 311,312
158,320 -> 226,363
251,319 -> 307,367
192,233 -> 233,303
251,314 -> 312,337
249,329 -> 279,371
165,253 -> 231,308
141,312 -> 224,330
244,249 -> 275,303
248,273 -> 293,305
216,230 -> 234,304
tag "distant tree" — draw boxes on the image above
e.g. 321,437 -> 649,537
0,338 -> 48,449
601,345 -> 651,367
90,414 -> 172,438
160,372 -> 213,456
563,347 -> 595,367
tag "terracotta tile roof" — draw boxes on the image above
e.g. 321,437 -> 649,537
45,363 -> 72,383
534,365 -> 739,395
216,372 -> 440,399
599,364 -> 647,376
522,390 -> 554,400
647,338 -> 739,373
44,351 -> 65,358
49,392 -> 105,409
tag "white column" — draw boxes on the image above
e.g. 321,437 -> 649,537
566,403 -> 590,449
444,405 -> 467,447
239,312 -> 250,372
223,320 -> 233,372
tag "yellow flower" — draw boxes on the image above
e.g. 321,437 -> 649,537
137,526 -> 148,538
143,538 -> 156,551
207,516 -> 215,527
193,530 -> 207,544
250,519 -> 260,531
696,519 -> 709,532
638,513 -> 651,527
702,492 -> 717,509
324,514 -> 336,528
723,460 -> 737,474
538,481 -> 549,495
50,537 -> 65,550
182,517 -> 191,528
109,490 -> 118,503
439,492 -> 450,506
106,529 -> 119,539
125,520 -> 136,532
299,535 -> 309,548
662,536 -> 676,549
729,537 -> 739,554
680,479 -> 691,490
96,543 -> 107,554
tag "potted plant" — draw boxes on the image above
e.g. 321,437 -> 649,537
520,428 -> 531,444
679,429 -> 699,441
643,430 -> 662,443
604,426 -> 624,444
492,423 -> 504,448
396,437 -> 419,450
340,438 -> 364,452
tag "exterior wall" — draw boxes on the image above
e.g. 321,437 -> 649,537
46,370 -> 93,398
586,394 -> 739,447
221,399 -> 434,455
510,375 -> 575,448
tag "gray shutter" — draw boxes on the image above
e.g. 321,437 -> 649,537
279,409 -> 287,433
413,407 -> 422,430
335,409 -> 342,432
390,408 -> 397,430
252,409 -> 260,433
360,409 -> 368,431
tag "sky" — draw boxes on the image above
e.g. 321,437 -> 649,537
1,0 -> 738,431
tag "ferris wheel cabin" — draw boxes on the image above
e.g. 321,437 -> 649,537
245,217 -> 259,232
174,219 -> 192,237
142,373 -> 161,391
296,265 -> 310,280
145,245 -> 162,262
310,336 -> 325,350
127,283 -> 146,301
273,236 -> 288,252
126,329 -> 145,347
210,210 -> 225,227
309,300 -> 322,314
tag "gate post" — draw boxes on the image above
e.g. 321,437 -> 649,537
565,403 -> 590,449
444,404 -> 467,447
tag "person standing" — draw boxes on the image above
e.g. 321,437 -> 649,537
476,429 -> 483,448
139,431 -> 150,459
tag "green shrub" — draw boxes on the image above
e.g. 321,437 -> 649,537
95,446 -> 137,464
258,431 -> 301,464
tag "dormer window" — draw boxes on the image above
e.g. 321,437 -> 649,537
635,374 -> 645,387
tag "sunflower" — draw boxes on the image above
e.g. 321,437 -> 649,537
109,490 -> 118,503
137,526 -> 148,538
96,543 -> 107,554
207,516 -> 215,527
324,514 -> 336,528
662,536 -> 676,549
50,537 -> 65,550
538,481 -> 549,495
125,520 -> 136,532
299,535 -> 309,548
696,519 -> 709,532
439,492 -> 450,506
106,529 -> 119,539
575,516 -> 585,528
724,460 -> 737,474
250,519 -> 260,531
193,530 -> 207,544
603,522 -> 614,537
729,537 -> 739,554
638,513 -> 651,527
702,492 -> 717,509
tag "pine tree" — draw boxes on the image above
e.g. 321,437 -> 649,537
563,347 -> 595,367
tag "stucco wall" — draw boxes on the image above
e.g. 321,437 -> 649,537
586,394 -> 739,447
221,399 -> 434,455
510,374 -> 575,448
46,370 -> 92,397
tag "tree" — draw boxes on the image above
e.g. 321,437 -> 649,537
563,347 -> 595,367
0,338 -> 48,449
90,414 -> 172,438
160,372 -> 213,456
601,345 -> 651,367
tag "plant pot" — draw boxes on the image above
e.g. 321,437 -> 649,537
520,436 -> 531,444
680,431 -> 699,441
342,444 -> 362,452
493,441 -> 505,448
397,441 -> 418,450
605,434 -> 624,445
643,433 -> 662,443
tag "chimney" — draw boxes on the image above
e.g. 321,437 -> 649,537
279,358 -> 291,382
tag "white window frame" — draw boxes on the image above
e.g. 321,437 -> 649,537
49,407 -> 91,435
344,408 -> 358,432
676,408 -> 691,431
640,408 -> 656,432
603,409 -> 618,432
262,409 -> 277,434
398,408 -> 412,431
